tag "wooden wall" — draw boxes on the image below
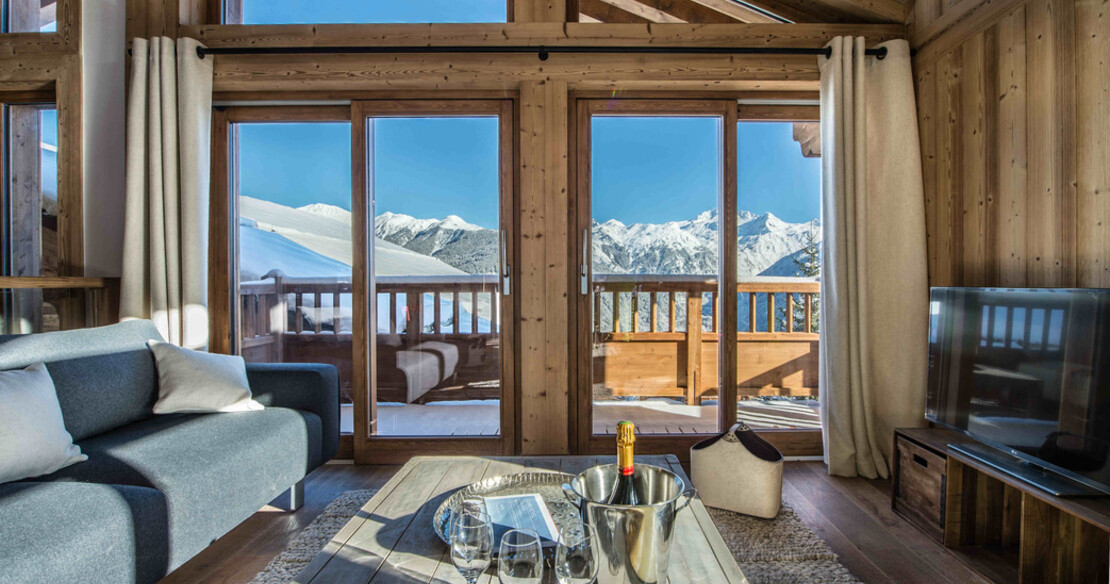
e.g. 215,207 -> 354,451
911,0 -> 1109,288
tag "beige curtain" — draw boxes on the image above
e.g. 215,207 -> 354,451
818,38 -> 929,479
121,37 -> 213,349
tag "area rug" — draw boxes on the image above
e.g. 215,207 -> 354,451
250,490 -> 859,584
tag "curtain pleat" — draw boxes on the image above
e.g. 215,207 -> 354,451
819,38 -> 930,479
121,37 -> 213,349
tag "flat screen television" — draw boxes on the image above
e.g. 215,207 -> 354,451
926,287 -> 1110,496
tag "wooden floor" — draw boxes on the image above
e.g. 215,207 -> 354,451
161,461 -> 992,584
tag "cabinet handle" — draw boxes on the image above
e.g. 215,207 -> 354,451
913,454 -> 929,469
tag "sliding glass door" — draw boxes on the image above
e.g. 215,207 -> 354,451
354,101 -> 514,459
575,100 -> 737,453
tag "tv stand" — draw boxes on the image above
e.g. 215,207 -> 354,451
948,442 -> 1109,498
894,428 -> 1110,584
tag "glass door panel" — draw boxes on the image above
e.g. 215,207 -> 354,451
735,120 -> 821,431
369,116 -> 503,437
590,116 -> 722,436
231,121 -> 356,428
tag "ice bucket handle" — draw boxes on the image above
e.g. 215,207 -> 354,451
675,487 -> 698,513
562,483 -> 582,508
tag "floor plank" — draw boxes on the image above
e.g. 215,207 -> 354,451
162,460 -> 996,584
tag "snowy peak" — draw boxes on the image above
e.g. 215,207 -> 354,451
298,203 -> 352,226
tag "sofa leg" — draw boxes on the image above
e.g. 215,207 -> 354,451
280,479 -> 305,512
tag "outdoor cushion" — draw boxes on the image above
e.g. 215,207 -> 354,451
0,320 -> 161,441
34,409 -> 320,571
0,481 -> 169,584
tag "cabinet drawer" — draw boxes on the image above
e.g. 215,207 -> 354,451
893,435 -> 947,541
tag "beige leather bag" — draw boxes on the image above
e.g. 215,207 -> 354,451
690,422 -> 784,519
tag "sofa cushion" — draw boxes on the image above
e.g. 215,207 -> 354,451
0,481 -> 169,584
34,409 -> 321,570
0,364 -> 87,483
0,320 -> 162,441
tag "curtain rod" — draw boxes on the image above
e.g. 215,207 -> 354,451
194,45 -> 891,61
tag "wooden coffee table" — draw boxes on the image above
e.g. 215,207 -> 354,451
294,455 -> 748,583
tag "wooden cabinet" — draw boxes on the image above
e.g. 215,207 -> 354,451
893,427 -> 1110,584
893,427 -> 971,542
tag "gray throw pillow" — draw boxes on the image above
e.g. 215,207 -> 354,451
148,341 -> 264,414
0,363 -> 87,483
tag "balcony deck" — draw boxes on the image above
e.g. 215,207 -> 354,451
239,274 -> 821,435
340,398 -> 820,436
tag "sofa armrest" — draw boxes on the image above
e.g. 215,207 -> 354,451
246,363 -> 340,464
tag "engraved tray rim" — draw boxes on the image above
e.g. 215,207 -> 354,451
432,471 -> 579,545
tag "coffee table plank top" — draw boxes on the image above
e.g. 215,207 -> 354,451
295,455 -> 748,584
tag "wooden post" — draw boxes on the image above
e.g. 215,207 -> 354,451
612,291 -> 621,333
685,292 -> 703,405
433,291 -> 442,335
9,106 -> 44,332
408,290 -> 423,345
786,293 -> 794,333
767,293 -> 776,333
649,291 -> 658,332
272,273 -> 285,361
748,293 -> 757,333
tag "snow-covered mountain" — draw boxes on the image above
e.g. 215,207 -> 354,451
593,209 -> 819,278
373,212 -> 497,275
239,196 -> 464,281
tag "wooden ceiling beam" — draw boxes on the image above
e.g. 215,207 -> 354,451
809,0 -> 907,23
730,0 -> 832,22
579,0 -> 653,23
683,0 -> 785,22
632,0 -> 776,23
593,0 -> 687,23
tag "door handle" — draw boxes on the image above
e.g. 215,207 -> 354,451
500,229 -> 510,296
580,228 -> 589,296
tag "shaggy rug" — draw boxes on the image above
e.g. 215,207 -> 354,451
250,490 -> 860,584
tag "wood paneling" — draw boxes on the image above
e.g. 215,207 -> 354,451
914,0 -> 1109,288
519,79 -> 571,454
181,22 -> 904,49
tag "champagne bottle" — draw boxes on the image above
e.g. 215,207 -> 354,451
608,421 -> 642,505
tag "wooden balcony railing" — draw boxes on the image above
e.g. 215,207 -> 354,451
237,273 -> 820,405
0,276 -> 120,334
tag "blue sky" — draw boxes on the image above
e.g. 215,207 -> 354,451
239,118 -> 821,228
234,4 -> 821,229
240,0 -> 506,24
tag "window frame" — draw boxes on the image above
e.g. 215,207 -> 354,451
571,98 -> 824,457
571,98 -> 739,456
353,99 -> 517,463
209,100 -> 518,464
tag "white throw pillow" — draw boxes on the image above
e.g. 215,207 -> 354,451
0,363 -> 87,483
148,341 -> 264,414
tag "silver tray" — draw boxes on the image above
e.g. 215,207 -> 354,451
433,472 -> 580,545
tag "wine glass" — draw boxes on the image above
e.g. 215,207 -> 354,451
497,528 -> 544,583
555,524 -> 599,584
450,510 -> 494,584
448,496 -> 488,538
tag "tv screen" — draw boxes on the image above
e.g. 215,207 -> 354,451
927,287 -> 1110,491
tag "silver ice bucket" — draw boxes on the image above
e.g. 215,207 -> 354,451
562,464 -> 696,584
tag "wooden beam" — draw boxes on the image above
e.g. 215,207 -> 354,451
808,0 -> 908,23
621,0 -> 759,23
208,52 -> 823,92
579,0 -> 653,23
735,0 -> 835,22
513,0 -> 572,22
519,78 -> 571,454
181,22 -> 904,48
684,0 -> 781,23
594,0 -> 687,23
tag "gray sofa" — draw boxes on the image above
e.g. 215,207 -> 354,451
0,320 -> 339,584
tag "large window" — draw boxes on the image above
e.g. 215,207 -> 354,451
223,110 -> 357,419
735,118 -> 821,432
575,99 -> 822,454
215,102 -> 514,459
2,104 -> 59,333
368,113 -> 507,438
589,114 -> 723,436
223,1 -> 507,24
0,0 -> 58,32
